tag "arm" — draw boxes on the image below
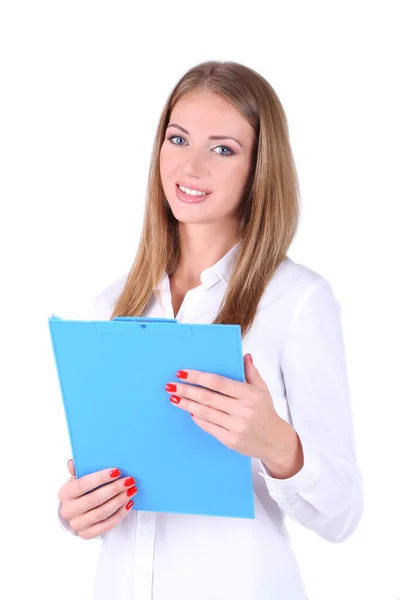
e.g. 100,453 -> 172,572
258,280 -> 363,543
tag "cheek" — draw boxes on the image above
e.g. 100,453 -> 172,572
218,164 -> 250,201
224,161 -> 250,188
160,144 -> 178,178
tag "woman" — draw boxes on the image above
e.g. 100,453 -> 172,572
57,60 -> 363,600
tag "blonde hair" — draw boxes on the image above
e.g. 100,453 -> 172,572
111,60 -> 300,337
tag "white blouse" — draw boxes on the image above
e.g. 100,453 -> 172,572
57,242 -> 363,600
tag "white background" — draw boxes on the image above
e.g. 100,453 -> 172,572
1,1 -> 399,598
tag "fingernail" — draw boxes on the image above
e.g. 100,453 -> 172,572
176,370 -> 188,379
127,486 -> 138,497
190,413 -> 194,417
124,477 -> 136,487
165,383 -> 177,392
110,469 -> 121,478
170,395 -> 181,404
249,354 -> 253,365
126,500 -> 134,510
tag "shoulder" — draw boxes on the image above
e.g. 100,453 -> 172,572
277,257 -> 342,325
260,256 -> 339,316
276,256 -> 330,290
92,274 -> 129,319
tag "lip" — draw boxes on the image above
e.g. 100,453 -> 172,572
175,184 -> 209,204
176,181 -> 212,194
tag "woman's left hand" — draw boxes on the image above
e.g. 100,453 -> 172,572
165,353 -> 290,461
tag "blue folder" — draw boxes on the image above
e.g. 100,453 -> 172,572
48,315 -> 255,519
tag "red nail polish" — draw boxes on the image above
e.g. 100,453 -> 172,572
110,469 -> 121,478
177,370 -> 188,379
126,500 -> 134,510
127,486 -> 138,497
165,383 -> 177,392
190,413 -> 194,417
170,395 -> 181,404
124,477 -> 136,487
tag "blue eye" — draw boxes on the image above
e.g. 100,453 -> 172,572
168,135 -> 186,146
167,135 -> 235,157
214,146 -> 234,156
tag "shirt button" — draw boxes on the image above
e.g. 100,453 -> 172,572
141,514 -> 150,523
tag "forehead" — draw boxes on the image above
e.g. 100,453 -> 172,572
169,90 -> 253,139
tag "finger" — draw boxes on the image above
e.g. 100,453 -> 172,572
58,467 -> 124,502
172,396 -> 231,429
70,486 -> 138,537
77,498 -> 134,540
67,459 -> 76,478
178,369 -> 247,399
60,475 -> 137,521
170,385 -> 233,414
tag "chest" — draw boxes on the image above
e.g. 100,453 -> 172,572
169,277 -> 202,320
170,286 -> 186,320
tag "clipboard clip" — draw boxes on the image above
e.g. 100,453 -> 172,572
98,316 -> 191,337
113,317 -> 178,324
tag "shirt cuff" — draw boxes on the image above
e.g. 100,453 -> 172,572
258,432 -> 321,500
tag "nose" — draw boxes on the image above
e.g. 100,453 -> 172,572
181,147 -> 209,178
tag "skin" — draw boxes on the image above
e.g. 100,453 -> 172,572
167,361 -> 304,480
159,89 -> 256,291
58,461 -> 138,539
58,90 -> 303,540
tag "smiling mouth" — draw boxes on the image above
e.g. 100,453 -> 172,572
175,183 -> 211,204
175,183 -> 211,196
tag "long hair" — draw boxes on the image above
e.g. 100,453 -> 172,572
110,60 -> 300,338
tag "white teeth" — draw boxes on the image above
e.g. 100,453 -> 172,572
178,185 -> 206,196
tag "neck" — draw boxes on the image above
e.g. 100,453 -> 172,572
173,221 -> 240,288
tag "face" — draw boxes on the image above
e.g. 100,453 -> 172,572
159,90 -> 255,227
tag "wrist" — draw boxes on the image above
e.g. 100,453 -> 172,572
260,417 -> 304,479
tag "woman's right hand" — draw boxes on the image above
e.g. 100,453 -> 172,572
58,459 -> 138,540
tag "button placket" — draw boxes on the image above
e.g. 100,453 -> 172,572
179,288 -> 203,322
131,511 -> 157,600
141,513 -> 151,524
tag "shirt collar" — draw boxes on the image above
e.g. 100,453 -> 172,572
157,241 -> 241,291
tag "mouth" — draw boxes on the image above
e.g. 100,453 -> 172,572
175,183 -> 211,204
176,181 -> 212,194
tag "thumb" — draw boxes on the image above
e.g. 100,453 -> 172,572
244,353 -> 268,390
67,459 -> 76,478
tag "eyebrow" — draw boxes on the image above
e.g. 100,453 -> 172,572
167,123 -> 243,148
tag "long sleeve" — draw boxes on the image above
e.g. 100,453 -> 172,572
259,279 -> 363,543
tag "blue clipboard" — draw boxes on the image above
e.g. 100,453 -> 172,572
48,315 -> 255,519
